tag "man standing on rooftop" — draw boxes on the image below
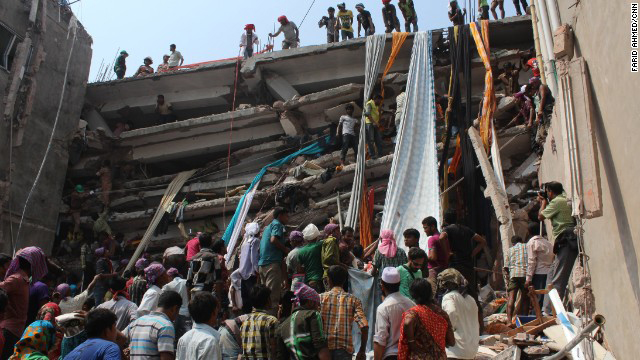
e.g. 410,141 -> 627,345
114,50 -> 128,79
336,3 -> 355,41
241,24 -> 260,59
269,16 -> 300,50
168,44 -> 184,68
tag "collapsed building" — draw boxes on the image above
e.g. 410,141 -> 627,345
1,0 -> 638,357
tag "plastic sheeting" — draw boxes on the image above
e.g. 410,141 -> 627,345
345,34 -> 387,228
222,139 -> 328,247
348,268 -> 380,356
380,32 -> 440,252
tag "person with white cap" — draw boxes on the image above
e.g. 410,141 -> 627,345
133,56 -> 154,77
296,224 -> 325,293
374,267 -> 415,360
230,222 -> 261,315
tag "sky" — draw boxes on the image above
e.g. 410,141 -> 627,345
70,0 -> 521,82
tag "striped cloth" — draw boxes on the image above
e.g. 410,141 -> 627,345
240,310 -> 278,359
5,246 -> 48,281
319,287 -> 368,353
506,243 -> 528,279
124,311 -> 175,359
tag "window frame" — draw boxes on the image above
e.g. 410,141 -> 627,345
0,21 -> 21,71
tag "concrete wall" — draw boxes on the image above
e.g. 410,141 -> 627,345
0,0 -> 92,254
539,0 -> 640,357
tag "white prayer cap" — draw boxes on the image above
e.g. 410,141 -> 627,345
381,267 -> 401,284
303,224 -> 321,241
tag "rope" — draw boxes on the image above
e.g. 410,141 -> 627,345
223,48 -> 245,228
15,20 -> 78,254
298,0 -> 317,29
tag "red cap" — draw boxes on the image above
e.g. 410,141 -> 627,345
278,15 -> 289,23
382,0 -> 392,3
245,24 -> 255,31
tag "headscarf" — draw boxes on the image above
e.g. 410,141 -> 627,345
289,231 -> 304,243
378,229 -> 398,258
144,263 -> 166,285
278,15 -> 289,24
302,224 -> 321,242
293,282 -> 320,306
323,224 -> 341,240
10,320 -> 56,360
5,246 -> 48,281
36,302 -> 61,327
436,268 -> 469,296
94,247 -> 106,257
245,24 -> 255,31
56,284 -> 71,299
135,257 -> 149,270
167,267 -> 179,277
245,222 -> 261,239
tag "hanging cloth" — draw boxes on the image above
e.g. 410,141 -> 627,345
470,20 -> 495,152
380,32 -> 409,99
380,31 -> 440,251
359,180 -> 374,249
345,34 -> 387,228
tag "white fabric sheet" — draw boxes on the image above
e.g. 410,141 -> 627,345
380,32 -> 440,251
345,34 -> 387,227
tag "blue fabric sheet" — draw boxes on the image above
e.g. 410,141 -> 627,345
222,138 -> 328,244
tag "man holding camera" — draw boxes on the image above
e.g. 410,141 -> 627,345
537,181 -> 576,315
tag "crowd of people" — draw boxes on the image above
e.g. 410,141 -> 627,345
0,178 -> 577,360
112,0 -> 532,79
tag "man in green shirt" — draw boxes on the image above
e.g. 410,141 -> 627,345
298,224 -> 325,293
259,207 -> 290,316
538,181 -> 577,315
396,247 -> 427,299
398,0 -> 418,32
479,0 -> 490,19
364,94 -> 384,158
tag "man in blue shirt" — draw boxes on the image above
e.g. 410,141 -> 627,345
65,308 -> 121,360
259,207 -> 290,316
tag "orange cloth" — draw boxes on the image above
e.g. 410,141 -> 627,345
359,180 -> 374,249
470,20 -> 495,152
381,32 -> 409,99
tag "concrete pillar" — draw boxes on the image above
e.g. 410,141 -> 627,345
264,72 -> 300,101
279,111 -> 305,136
85,107 -> 114,137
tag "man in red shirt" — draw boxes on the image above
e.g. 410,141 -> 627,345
1,247 -> 48,359
186,233 -> 202,261
422,216 -> 448,281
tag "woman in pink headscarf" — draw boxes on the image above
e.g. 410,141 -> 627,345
372,229 -> 408,277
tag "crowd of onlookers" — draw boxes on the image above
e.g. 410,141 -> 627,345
0,177 -> 576,360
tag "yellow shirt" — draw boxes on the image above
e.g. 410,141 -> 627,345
365,99 -> 380,125
338,10 -> 354,32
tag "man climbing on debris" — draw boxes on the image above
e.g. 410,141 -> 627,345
538,182 -> 576,315
529,77 -> 555,155
69,184 -> 91,237
155,94 -> 176,124
364,94 -> 384,159
382,0 -> 401,33
336,3 -> 355,41
521,48 -> 540,78
96,160 -> 112,206
504,235 -> 529,324
355,4 -> 375,37
438,209 -> 486,299
448,0 -> 466,26
319,7 -> 339,43
398,0 -> 418,32
258,207 -> 290,316
168,44 -> 184,68
114,50 -> 128,79
490,0 -> 505,20
337,103 -> 359,166
270,16 -> 300,50
525,221 -> 553,308
241,24 -> 259,59
498,62 -> 521,96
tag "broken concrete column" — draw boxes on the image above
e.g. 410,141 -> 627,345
279,110 -> 305,136
85,107 -> 114,137
264,71 -> 300,102
468,127 -> 515,270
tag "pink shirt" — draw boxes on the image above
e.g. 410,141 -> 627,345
427,233 -> 448,271
0,270 -> 30,337
186,237 -> 201,261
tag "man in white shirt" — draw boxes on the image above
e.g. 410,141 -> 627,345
240,24 -> 260,59
97,276 -> 138,331
177,291 -> 222,360
438,268 -> 479,360
525,221 -> 553,308
337,103 -> 359,166
162,268 -> 191,342
57,274 -> 101,314
138,263 -> 170,317
374,267 -> 415,360
168,44 -> 184,68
